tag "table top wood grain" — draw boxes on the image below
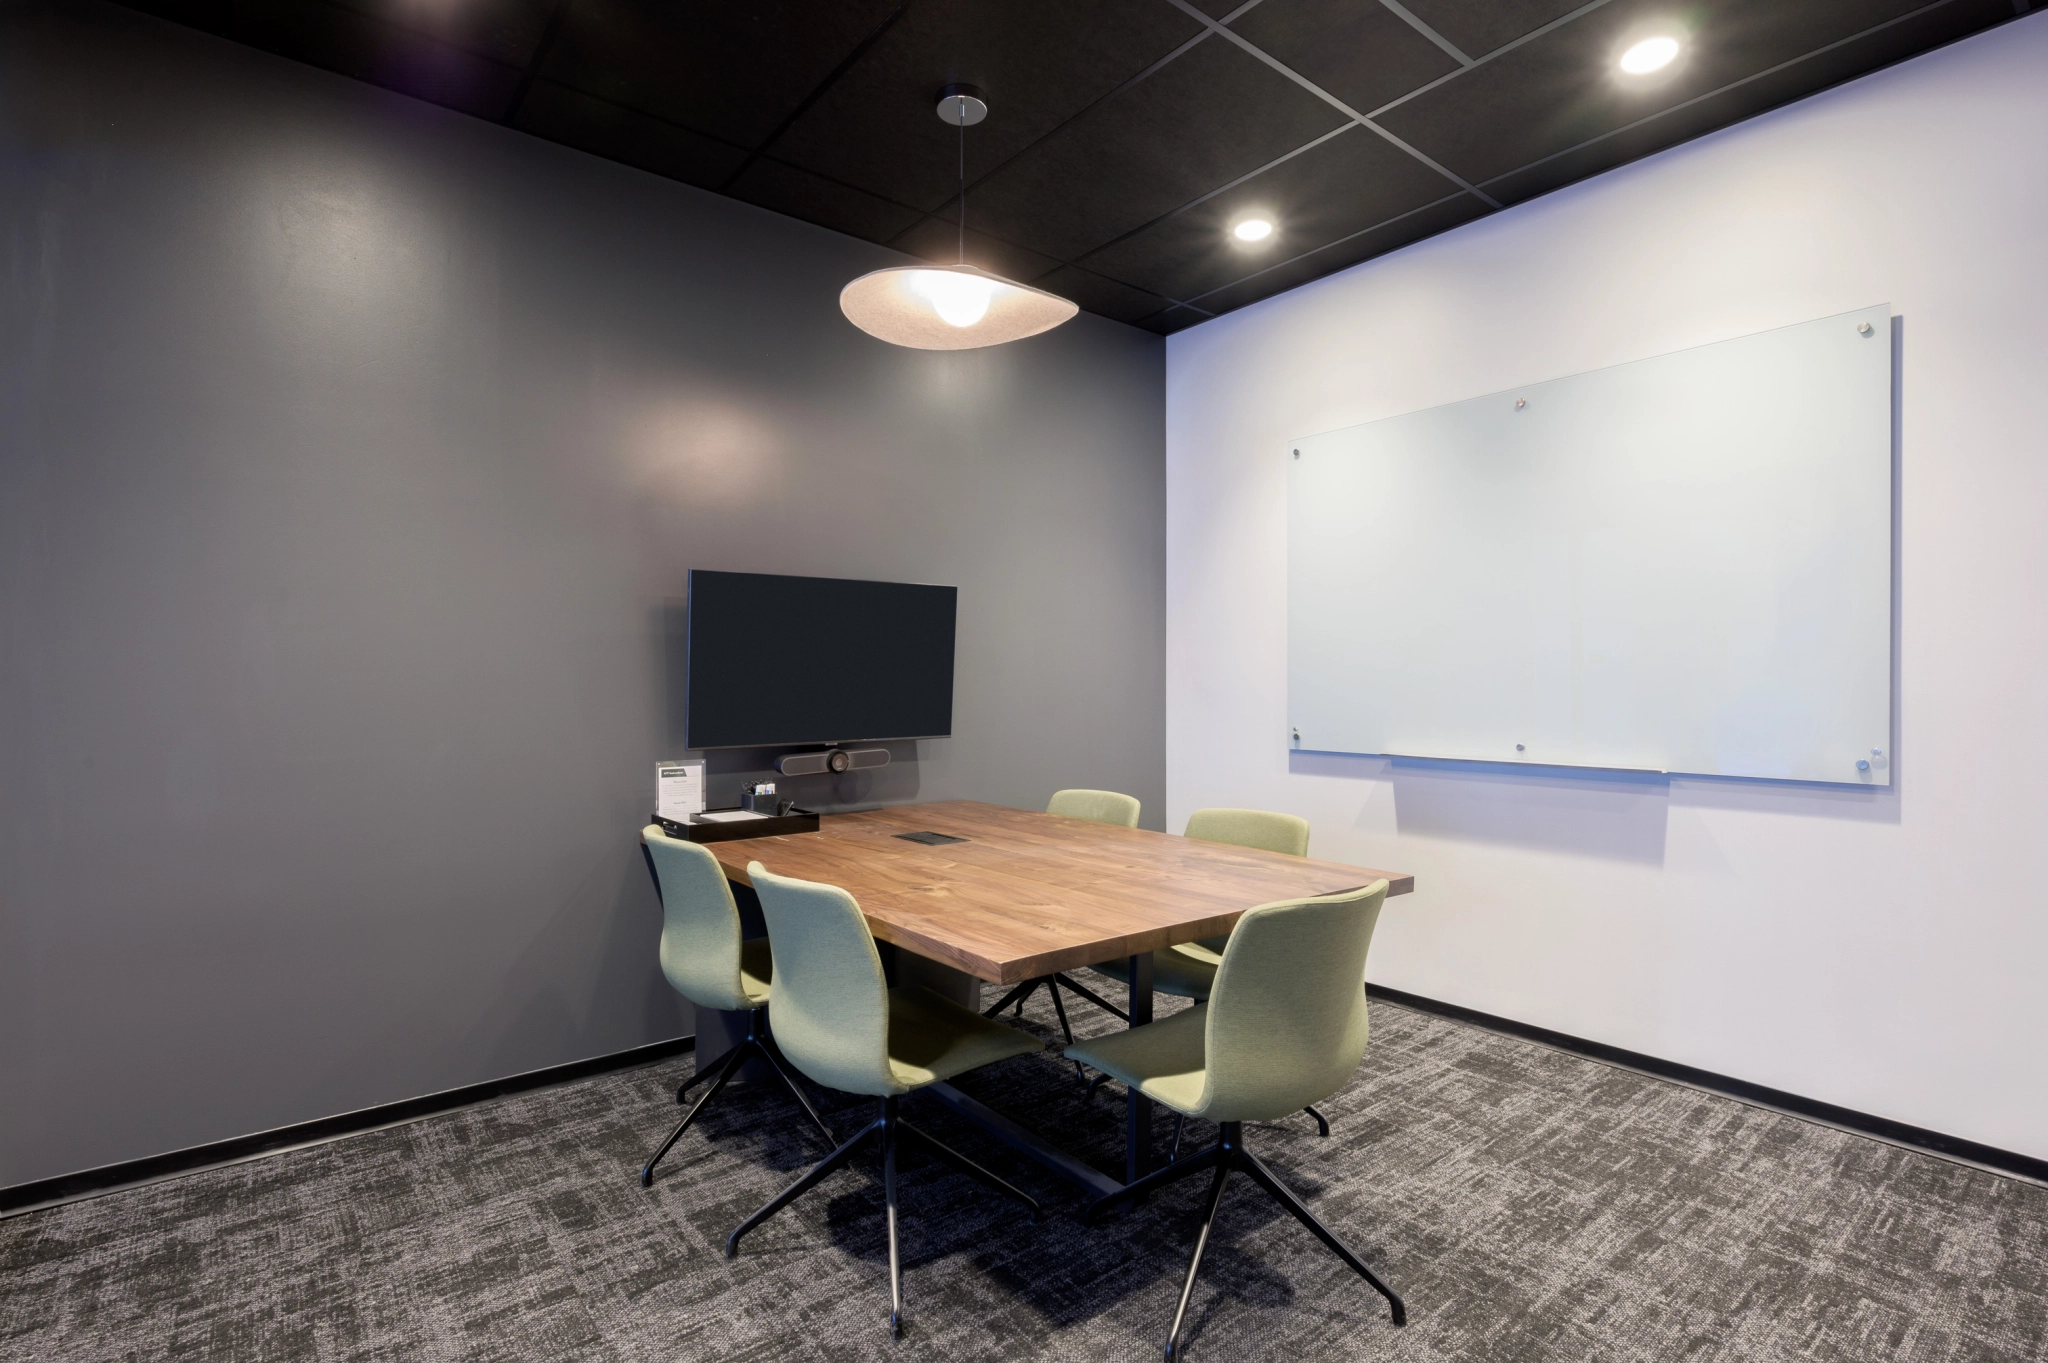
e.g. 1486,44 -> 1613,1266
708,800 -> 1414,985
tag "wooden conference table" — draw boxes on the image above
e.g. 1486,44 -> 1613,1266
709,800 -> 1413,1200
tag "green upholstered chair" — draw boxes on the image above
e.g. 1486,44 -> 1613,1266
1064,881 -> 1404,1359
1095,807 -> 1311,988
1086,808 -> 1334,1136
726,863 -> 1044,1337
979,790 -> 1147,1051
1045,787 -> 1142,825
636,827 -> 834,1187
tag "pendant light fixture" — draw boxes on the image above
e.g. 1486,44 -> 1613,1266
840,84 -> 1077,350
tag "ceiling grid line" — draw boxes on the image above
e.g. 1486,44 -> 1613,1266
1363,0 -> 1621,121
1177,189 -> 1472,308
500,0 -> 574,124
1162,0 -> 2003,319
117,0 -> 2034,335
719,2 -> 916,192
875,21 -> 1222,262
1376,0 -> 1475,66
1474,0 -> 1976,191
1052,124 -> 1363,285
1158,0 -> 1504,209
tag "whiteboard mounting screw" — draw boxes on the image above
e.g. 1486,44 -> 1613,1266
1291,727 -> 1301,741
1292,449 -> 1300,458
1857,759 -> 1870,771
1872,748 -> 1883,756
1857,322 -> 1874,336
1515,398 -> 1527,409
1515,743 -> 1525,752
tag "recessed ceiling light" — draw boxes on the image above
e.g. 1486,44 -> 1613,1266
1233,218 -> 1274,243
1618,36 -> 1680,74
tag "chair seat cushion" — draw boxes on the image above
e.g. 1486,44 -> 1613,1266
1062,1004 -> 1209,1116
885,985 -> 1043,1090
738,937 -> 773,1008
1089,944 -> 1220,1000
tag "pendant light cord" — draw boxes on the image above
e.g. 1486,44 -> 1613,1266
956,113 -> 966,265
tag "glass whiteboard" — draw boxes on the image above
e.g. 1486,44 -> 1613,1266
1288,306 -> 1893,786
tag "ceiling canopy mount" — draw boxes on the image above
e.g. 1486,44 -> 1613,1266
839,86 -> 1075,350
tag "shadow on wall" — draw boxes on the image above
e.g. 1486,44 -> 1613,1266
1290,749 -> 1899,867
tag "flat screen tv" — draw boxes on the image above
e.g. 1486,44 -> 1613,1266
685,570 -> 957,749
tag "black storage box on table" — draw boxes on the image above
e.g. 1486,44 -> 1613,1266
650,809 -> 820,843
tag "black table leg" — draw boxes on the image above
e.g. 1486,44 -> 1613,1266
1126,951 -> 1154,1184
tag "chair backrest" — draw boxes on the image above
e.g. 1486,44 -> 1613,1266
642,827 -> 758,1013
1194,880 -> 1389,1122
1182,809 -> 1311,952
1046,789 -> 1141,827
748,863 -> 897,1097
1184,807 -> 1310,858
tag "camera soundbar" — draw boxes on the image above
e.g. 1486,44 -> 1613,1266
775,747 -> 891,777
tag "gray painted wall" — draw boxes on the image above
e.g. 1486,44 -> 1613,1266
0,2 -> 1165,1187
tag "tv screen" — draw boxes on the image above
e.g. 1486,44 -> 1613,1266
685,570 -> 957,749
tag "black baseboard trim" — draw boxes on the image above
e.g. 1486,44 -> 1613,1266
1367,984 -> 2048,1185
1,1035 -> 696,1218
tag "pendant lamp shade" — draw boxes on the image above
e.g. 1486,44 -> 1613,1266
840,263 -> 1078,350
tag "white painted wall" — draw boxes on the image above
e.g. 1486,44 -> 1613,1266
1165,15 -> 2048,1160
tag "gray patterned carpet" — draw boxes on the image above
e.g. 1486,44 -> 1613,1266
5,992 -> 2045,1362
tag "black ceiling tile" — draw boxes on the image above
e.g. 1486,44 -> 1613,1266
512,81 -> 748,189
322,0 -> 559,70
886,218 -> 1066,283
118,0 -> 2025,332
537,0 -> 902,151
1186,190 -> 1490,314
1482,0 -> 2025,206
726,159 -> 923,243
113,0 -> 232,30
1030,265 -> 1178,326
1078,122 -> 1458,301
1378,0 -> 1952,187
1398,0 -> 1596,61
215,2 -> 526,119
1142,304 -> 1215,335
1228,0 -> 1462,114
768,1 -> 1205,214
964,35 -> 1350,261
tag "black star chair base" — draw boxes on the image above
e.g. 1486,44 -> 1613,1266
637,827 -> 834,1187
641,1003 -> 832,1186
726,862 -> 1046,1338
1065,880 -> 1404,1360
